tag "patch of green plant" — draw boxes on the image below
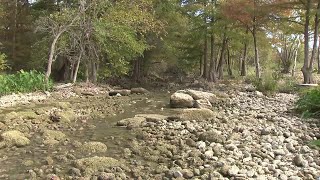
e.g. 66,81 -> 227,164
296,87 -> 320,118
253,72 -> 279,95
309,140 -> 320,148
0,53 -> 8,71
277,77 -> 298,93
0,70 -> 53,96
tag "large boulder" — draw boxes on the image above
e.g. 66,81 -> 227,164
170,92 -> 194,108
186,89 -> 217,104
0,130 -> 30,148
194,99 -> 212,109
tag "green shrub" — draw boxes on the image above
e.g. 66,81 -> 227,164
309,140 -> 320,148
0,70 -> 53,96
277,77 -> 298,93
253,72 -> 278,95
0,53 -> 8,71
296,87 -> 320,118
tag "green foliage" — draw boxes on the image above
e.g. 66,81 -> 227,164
277,76 -> 298,93
309,140 -> 320,148
0,53 -> 8,71
296,87 -> 320,118
0,70 -> 53,96
253,71 -> 279,94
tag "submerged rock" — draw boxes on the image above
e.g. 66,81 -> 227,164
116,117 -> 146,128
0,130 -> 30,147
73,156 -> 120,175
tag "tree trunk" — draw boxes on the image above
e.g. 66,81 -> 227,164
318,35 -> 320,74
252,1 -> 261,79
301,0 -> 313,84
72,50 -> 82,83
132,58 -> 141,82
252,24 -> 261,79
200,55 -> 204,77
12,0 -> 17,63
217,33 -> 227,80
45,30 -> 65,84
241,41 -> 248,76
208,34 -> 217,82
227,49 -> 233,76
203,37 -> 208,79
91,60 -> 97,83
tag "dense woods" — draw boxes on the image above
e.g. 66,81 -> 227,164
1,0 -> 320,84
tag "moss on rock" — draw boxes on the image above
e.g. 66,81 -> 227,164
1,130 -> 30,147
42,130 -> 66,145
55,110 -> 76,123
80,141 -> 108,154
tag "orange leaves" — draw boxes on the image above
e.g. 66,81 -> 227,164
221,0 -> 254,26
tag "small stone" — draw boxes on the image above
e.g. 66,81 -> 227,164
69,168 -> 81,176
294,154 -> 308,167
228,165 -> 240,176
197,141 -> 206,149
173,170 -> 183,178
182,169 -> 194,178
204,150 -> 214,159
279,174 -> 288,180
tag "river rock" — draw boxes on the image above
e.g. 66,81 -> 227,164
0,130 -> 30,147
176,108 -> 215,121
186,89 -> 217,103
170,92 -> 194,108
116,117 -> 146,128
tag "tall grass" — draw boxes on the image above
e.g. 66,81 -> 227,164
0,70 -> 53,96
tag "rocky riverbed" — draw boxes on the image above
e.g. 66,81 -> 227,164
0,84 -> 319,180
